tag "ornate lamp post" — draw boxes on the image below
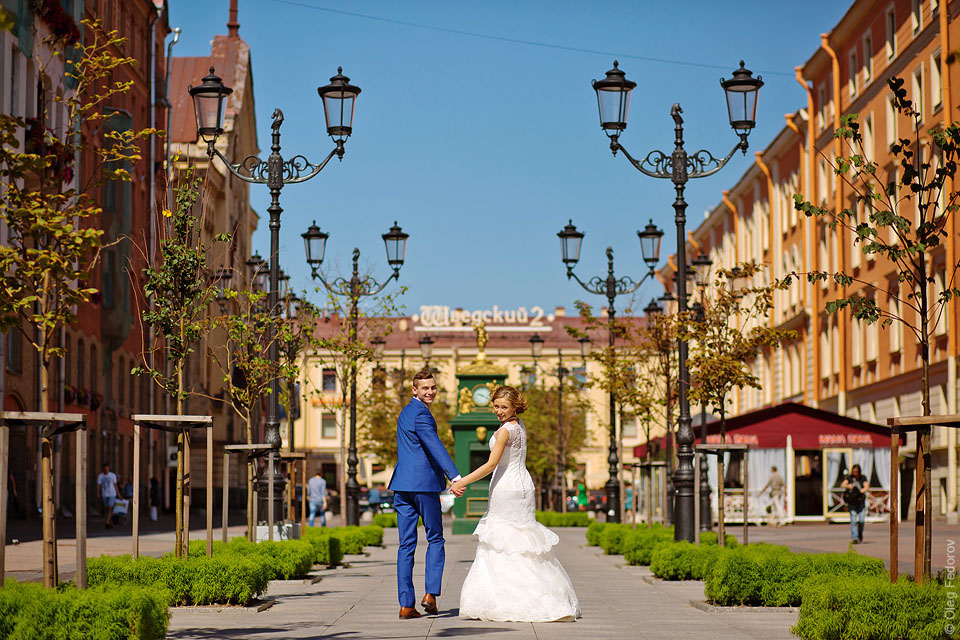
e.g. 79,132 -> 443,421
530,333 -> 571,514
557,219 -> 663,522
302,221 -> 408,526
691,253 -> 713,530
591,60 -> 762,541
190,66 -> 361,450
418,334 -> 435,370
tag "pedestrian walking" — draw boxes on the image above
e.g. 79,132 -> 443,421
759,465 -> 786,526
148,478 -> 160,522
577,482 -> 587,512
96,463 -> 118,529
6,470 -> 20,519
307,470 -> 327,527
841,464 -> 869,543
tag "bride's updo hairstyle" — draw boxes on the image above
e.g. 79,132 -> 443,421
491,386 -> 527,415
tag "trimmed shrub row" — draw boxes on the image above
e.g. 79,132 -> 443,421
793,575 -> 959,640
88,553 -> 271,606
373,513 -> 397,528
300,529 -> 345,567
0,579 -> 169,640
705,545 -> 885,607
535,511 -> 593,527
187,538 -> 315,580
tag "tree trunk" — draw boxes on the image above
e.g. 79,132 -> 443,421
717,407 -> 726,548
40,341 -> 57,588
245,414 -> 254,541
918,254 -> 932,581
175,362 -> 184,557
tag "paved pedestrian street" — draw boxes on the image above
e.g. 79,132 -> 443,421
166,525 -> 798,640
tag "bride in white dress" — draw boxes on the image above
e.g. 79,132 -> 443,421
451,386 -> 580,622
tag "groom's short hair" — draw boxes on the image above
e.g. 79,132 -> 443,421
412,368 -> 435,387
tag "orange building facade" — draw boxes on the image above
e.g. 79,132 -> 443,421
661,0 -> 960,520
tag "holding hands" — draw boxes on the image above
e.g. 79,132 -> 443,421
450,479 -> 467,496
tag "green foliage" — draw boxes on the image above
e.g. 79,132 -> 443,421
648,535 -> 737,581
535,510 -> 593,527
87,553 -> 270,606
373,512 -> 398,528
520,381 -> 592,494
622,525 -> 675,566
300,527 -> 346,566
0,579 -> 169,640
599,523 -> 635,555
793,575 -> 958,640
705,545 -> 884,607
186,538 -> 315,580
586,521 -> 609,546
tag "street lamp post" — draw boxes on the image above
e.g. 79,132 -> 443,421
418,335 -> 435,370
590,60 -> 762,541
302,221 -> 409,526
557,220 -> 663,522
691,253 -> 714,531
528,333 -> 570,513
190,66 -> 361,450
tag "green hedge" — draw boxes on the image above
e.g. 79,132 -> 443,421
586,521 -> 608,546
373,513 -> 397,528
648,533 -> 738,580
705,545 -> 884,607
536,511 -> 593,527
187,538 -> 315,580
300,527 -> 345,566
88,553 -> 270,606
623,525 -> 675,566
793,575 -> 959,640
0,579 -> 168,640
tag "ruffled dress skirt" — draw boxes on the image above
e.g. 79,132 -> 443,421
458,512 -> 581,622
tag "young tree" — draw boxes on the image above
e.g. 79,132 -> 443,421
681,260 -> 796,544
135,167 -> 227,556
793,76 -> 960,579
0,21 -> 152,587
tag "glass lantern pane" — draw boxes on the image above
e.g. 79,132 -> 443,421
194,94 -> 222,139
324,94 -> 356,136
560,235 -> 582,263
597,89 -> 629,130
639,233 -> 661,264
726,88 -> 757,128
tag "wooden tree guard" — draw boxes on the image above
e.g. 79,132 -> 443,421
0,412 -> 86,588
629,461 -> 667,528
886,415 -> 952,583
223,444 -> 278,542
278,452 -> 306,531
694,444 -> 749,547
130,415 -> 213,558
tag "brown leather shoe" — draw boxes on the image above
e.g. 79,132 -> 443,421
399,606 -> 422,619
421,594 -> 439,615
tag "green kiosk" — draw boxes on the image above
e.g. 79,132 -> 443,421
451,325 -> 507,535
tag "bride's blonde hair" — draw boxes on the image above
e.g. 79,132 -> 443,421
491,386 -> 527,415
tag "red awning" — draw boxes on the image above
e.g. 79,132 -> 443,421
633,402 -> 900,459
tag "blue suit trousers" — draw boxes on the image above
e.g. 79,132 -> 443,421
394,490 -> 444,607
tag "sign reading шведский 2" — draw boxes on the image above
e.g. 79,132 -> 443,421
413,305 -> 552,328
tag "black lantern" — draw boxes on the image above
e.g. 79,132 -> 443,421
301,221 -> 329,276
578,336 -> 591,362
529,333 -> 544,360
382,221 -> 409,273
418,335 -> 434,362
720,61 -> 763,135
214,267 -> 233,305
371,335 -> 386,362
644,298 -> 663,318
246,253 -> 267,291
692,253 -> 713,289
317,67 -> 361,141
188,67 -> 233,144
557,220 -> 584,269
637,219 -> 664,268
592,61 -> 636,138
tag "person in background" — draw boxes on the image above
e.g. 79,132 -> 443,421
841,464 -> 869,544
149,478 -> 160,522
368,484 -> 382,513
577,482 -> 587,512
624,480 -> 634,522
759,465 -> 786,527
96,463 -> 118,529
308,470 -> 327,527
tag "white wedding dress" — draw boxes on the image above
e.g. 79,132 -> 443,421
459,419 -> 581,622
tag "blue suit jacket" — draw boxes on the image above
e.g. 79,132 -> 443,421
389,398 -> 459,492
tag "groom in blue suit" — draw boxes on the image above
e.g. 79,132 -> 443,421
389,368 -> 462,619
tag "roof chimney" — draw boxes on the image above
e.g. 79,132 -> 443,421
227,0 -> 240,38
554,306 -> 565,318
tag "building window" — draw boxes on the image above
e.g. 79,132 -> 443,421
889,290 -> 902,352
862,33 -> 873,85
5,331 -> 22,374
322,368 -> 336,392
913,65 -> 924,123
90,344 -> 97,393
932,50 -> 942,112
9,45 -> 17,118
818,86 -> 827,131
886,6 -> 897,59
321,414 -> 337,439
77,340 -> 85,388
848,50 -> 858,98
886,95 -> 897,146
520,366 -> 536,387
572,366 -> 587,384
912,0 -> 922,33
863,113 -> 875,160
852,320 -> 862,367
103,250 -> 115,308
621,414 -> 637,438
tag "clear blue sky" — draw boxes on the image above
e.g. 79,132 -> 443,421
167,0 -> 851,316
